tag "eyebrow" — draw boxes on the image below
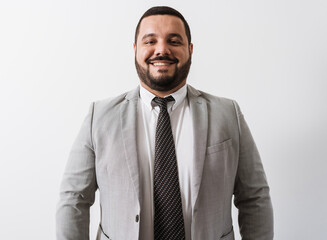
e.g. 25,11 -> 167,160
141,33 -> 157,41
141,33 -> 184,41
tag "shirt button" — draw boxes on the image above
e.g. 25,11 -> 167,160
135,214 -> 139,222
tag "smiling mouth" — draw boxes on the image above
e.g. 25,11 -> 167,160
152,62 -> 174,66
146,56 -> 178,66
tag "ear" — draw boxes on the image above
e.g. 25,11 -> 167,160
189,43 -> 193,56
133,43 -> 136,54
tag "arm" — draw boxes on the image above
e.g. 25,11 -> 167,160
56,103 -> 97,240
233,101 -> 274,240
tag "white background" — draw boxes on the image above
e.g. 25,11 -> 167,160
1,0 -> 326,239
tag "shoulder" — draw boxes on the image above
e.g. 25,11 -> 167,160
187,85 -> 239,111
88,86 -> 139,123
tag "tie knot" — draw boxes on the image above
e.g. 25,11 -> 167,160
153,96 -> 175,110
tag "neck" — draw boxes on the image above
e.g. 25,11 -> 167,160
140,80 -> 186,98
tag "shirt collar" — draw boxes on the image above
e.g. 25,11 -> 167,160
139,84 -> 187,111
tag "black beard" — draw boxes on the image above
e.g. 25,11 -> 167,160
135,56 -> 192,92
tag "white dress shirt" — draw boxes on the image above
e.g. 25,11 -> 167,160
137,84 -> 194,240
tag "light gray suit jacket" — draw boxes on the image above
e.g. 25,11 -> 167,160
56,85 -> 273,240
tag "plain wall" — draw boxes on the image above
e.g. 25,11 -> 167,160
0,0 -> 326,239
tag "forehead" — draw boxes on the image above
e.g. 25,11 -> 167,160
138,15 -> 186,39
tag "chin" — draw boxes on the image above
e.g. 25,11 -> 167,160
154,73 -> 174,78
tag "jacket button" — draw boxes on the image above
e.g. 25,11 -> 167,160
135,214 -> 139,222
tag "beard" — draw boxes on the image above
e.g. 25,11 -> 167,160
135,55 -> 192,92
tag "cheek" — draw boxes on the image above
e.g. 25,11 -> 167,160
137,48 -> 153,62
176,54 -> 189,66
175,48 -> 190,60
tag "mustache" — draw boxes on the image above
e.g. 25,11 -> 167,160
146,56 -> 178,64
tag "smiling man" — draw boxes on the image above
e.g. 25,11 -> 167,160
134,14 -> 192,96
56,6 -> 273,240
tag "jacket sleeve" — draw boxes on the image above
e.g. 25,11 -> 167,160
232,101 -> 274,240
56,103 -> 97,240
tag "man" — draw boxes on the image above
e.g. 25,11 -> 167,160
56,6 -> 273,240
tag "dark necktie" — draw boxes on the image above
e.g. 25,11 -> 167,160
153,96 -> 185,240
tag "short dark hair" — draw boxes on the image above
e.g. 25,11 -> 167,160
134,6 -> 191,45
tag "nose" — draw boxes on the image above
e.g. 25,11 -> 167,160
154,40 -> 171,56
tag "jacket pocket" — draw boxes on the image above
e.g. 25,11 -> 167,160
220,227 -> 234,240
207,138 -> 232,155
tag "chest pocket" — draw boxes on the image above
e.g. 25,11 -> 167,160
206,138 -> 232,155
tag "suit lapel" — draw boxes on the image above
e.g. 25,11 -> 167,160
187,85 -> 208,209
120,87 -> 141,206
119,85 -> 208,211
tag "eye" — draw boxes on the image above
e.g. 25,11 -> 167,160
145,39 -> 156,45
169,39 -> 182,45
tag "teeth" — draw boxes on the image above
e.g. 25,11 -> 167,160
153,62 -> 170,66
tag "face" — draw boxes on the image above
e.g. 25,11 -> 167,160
134,15 -> 193,93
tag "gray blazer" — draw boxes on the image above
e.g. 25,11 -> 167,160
56,85 -> 273,240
